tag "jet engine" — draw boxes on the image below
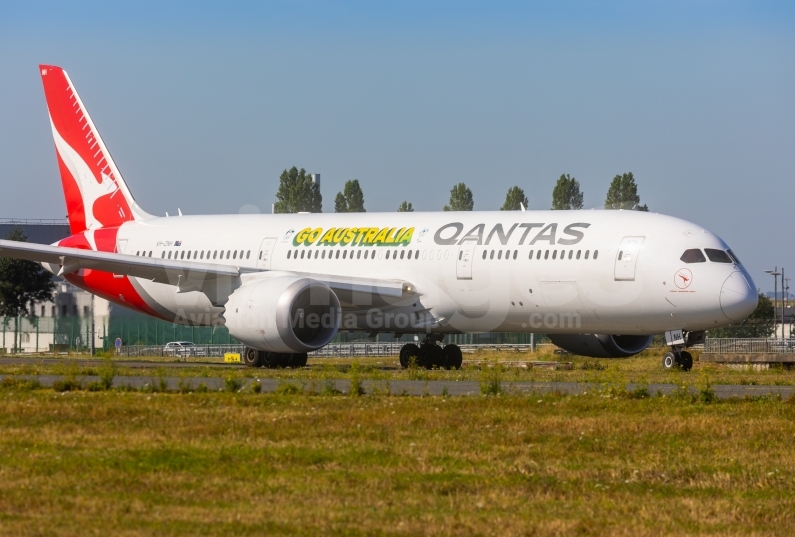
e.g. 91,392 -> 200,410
547,334 -> 653,358
224,275 -> 341,353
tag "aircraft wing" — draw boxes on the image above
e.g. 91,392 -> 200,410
0,240 -> 412,300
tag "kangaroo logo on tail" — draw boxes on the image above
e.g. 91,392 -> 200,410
39,65 -> 151,234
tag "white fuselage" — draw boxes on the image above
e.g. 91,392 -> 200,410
104,209 -> 756,336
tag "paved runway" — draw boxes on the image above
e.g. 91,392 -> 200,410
2,373 -> 793,399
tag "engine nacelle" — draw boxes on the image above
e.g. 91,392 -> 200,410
224,275 -> 341,353
547,334 -> 653,358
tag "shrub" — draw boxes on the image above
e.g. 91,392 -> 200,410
480,363 -> 504,396
224,377 -> 243,393
98,359 -> 116,390
53,378 -> 81,392
275,382 -> 302,395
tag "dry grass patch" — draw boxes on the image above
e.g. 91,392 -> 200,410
1,388 -> 794,535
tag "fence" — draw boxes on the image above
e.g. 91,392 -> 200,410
703,338 -> 795,354
114,344 -> 245,358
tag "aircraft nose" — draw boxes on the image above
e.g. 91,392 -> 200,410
720,271 -> 757,321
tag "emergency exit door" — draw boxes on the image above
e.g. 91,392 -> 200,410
257,237 -> 277,269
614,236 -> 645,281
457,238 -> 477,280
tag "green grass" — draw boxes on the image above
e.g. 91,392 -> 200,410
2,347 -> 795,388
1,384 -> 795,535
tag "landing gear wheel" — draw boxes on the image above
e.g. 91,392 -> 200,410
418,346 -> 434,369
243,347 -> 262,368
400,344 -> 420,368
662,351 -> 677,370
679,351 -> 693,371
261,352 -> 282,369
290,353 -> 308,368
442,344 -> 463,370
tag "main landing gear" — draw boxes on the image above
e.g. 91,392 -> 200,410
398,337 -> 463,370
242,347 -> 308,369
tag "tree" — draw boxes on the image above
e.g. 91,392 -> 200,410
501,186 -> 528,211
335,180 -> 366,213
0,227 -> 56,352
551,174 -> 584,210
397,201 -> 414,212
605,172 -> 646,211
443,183 -> 474,211
274,167 -> 322,213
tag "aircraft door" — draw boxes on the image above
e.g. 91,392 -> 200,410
614,236 -> 645,281
456,238 -> 477,280
257,237 -> 277,269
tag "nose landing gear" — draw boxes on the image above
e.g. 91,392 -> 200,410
661,330 -> 702,371
399,337 -> 463,370
662,350 -> 693,371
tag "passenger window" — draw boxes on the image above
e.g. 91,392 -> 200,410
400,251 -> 405,259
576,250 -> 581,259
537,250 -> 542,260
246,251 -> 250,259
705,248 -> 732,263
407,251 -> 411,260
287,251 -> 291,259
181,251 -> 185,259
258,251 -> 262,260
149,251 -> 152,257
187,251 -> 191,260
680,249 -> 706,263
357,250 -> 362,259
568,251 -> 573,259
552,250 -> 557,260
544,250 -> 549,260
459,251 -> 462,260
233,251 -> 237,259
168,251 -> 172,259
386,251 -> 391,260
529,250 -> 533,259
490,250 -> 494,260
498,251 -> 502,260
482,251 -> 487,260
585,250 -> 589,259
162,251 -> 165,258
594,250 -> 598,259
213,251 -> 217,259
335,251 -> 340,259
136,251 -> 140,256
513,250 -> 517,260
618,251 -> 623,260
343,251 -> 347,259
560,250 -> 564,259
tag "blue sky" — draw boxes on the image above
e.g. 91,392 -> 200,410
1,1 -> 793,290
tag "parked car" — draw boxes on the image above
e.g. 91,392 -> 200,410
163,341 -> 206,357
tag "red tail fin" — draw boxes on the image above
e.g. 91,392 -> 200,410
39,65 -> 151,234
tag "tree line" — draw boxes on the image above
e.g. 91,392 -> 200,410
274,166 -> 649,213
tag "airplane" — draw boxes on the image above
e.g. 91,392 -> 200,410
0,65 -> 758,371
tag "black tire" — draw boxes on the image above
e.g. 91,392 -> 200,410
443,344 -> 463,370
418,345 -> 434,369
400,344 -> 420,368
261,351 -> 281,369
662,351 -> 677,370
243,347 -> 262,368
679,351 -> 693,371
290,353 -> 308,368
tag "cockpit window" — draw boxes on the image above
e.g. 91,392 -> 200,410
727,249 -> 741,265
705,248 -> 732,263
680,249 -> 706,263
